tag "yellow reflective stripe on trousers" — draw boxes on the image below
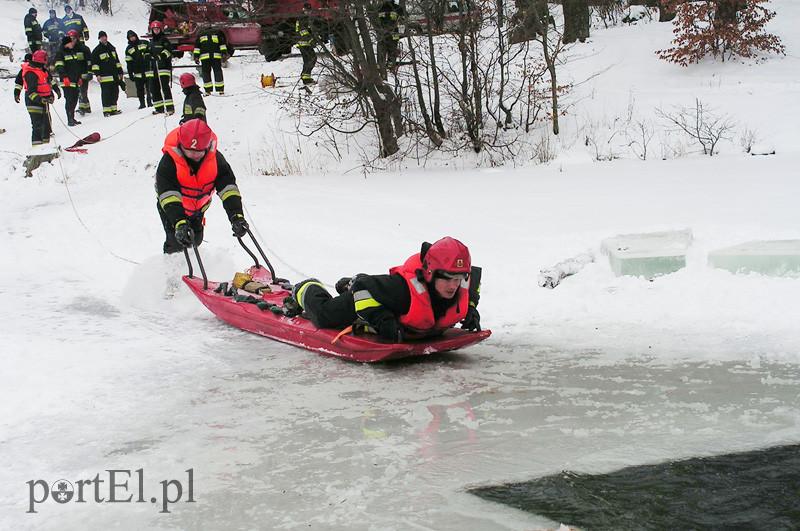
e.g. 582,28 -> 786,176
295,280 -> 325,308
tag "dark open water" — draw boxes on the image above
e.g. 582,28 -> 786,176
471,444 -> 800,530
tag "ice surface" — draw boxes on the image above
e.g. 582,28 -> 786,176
601,229 -> 693,278
709,240 -> 800,277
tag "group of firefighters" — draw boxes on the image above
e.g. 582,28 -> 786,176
16,0 -> 406,145
16,5 -> 225,146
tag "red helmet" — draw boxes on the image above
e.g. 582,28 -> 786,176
149,20 -> 163,31
179,72 -> 197,89
421,237 -> 471,282
32,49 -> 48,64
67,29 -> 79,38
178,119 -> 214,151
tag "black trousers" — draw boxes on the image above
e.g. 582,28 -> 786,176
78,77 -> 91,113
100,81 -> 120,114
157,202 -> 204,254
301,285 -> 356,329
28,104 -> 51,145
378,35 -> 399,69
133,74 -> 151,106
299,46 -> 317,83
62,86 -> 79,122
200,59 -> 224,93
150,70 -> 174,113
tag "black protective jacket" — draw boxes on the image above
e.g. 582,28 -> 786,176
125,34 -> 151,77
180,86 -> 207,123
91,41 -> 124,81
54,41 -> 83,85
24,13 -> 42,47
42,17 -> 64,44
149,33 -> 173,72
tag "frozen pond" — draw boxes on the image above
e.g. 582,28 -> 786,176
5,316 -> 800,530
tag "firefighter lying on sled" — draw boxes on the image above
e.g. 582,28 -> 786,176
287,237 -> 482,341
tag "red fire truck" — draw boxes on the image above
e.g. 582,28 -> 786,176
146,0 -> 335,60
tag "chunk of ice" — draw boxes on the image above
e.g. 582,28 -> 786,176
708,240 -> 800,277
601,229 -> 693,278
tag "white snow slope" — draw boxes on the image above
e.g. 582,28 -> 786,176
1,1 -> 799,529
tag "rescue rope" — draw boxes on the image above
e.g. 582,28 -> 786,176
242,203 -> 333,289
49,109 -> 141,265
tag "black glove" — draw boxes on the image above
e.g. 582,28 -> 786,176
174,221 -> 195,248
377,318 -> 403,343
53,86 -> 62,99
42,95 -> 55,104
14,94 -> 20,103
118,80 -> 126,90
230,215 -> 249,237
461,305 -> 481,332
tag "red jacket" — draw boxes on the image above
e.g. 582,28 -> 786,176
162,127 -> 219,217
389,254 -> 469,333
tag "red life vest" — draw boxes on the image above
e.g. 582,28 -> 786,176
162,127 -> 219,217
389,253 -> 469,333
21,63 -> 52,99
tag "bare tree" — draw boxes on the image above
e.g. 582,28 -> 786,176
657,98 -> 736,156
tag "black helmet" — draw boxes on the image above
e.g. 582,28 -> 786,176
29,7 -> 37,15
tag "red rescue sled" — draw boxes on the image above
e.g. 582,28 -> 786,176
182,244 -> 490,362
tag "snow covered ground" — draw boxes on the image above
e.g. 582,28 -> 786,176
1,1 -> 799,529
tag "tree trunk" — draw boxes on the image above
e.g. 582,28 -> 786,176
715,0 -> 742,24
563,0 -> 590,44
657,0 -> 677,22
406,33 -> 442,147
100,0 -> 110,15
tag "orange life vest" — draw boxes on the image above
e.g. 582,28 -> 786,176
162,127 -> 219,217
389,253 -> 469,333
21,63 -> 52,99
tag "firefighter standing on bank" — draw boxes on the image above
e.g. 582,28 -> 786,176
42,10 -> 65,63
62,4 -> 89,42
155,119 -> 249,254
24,8 -> 43,52
22,50 -> 61,146
148,21 -> 175,115
54,35 -> 83,126
125,30 -> 152,109
377,0 -> 404,70
295,3 -> 317,86
193,28 -> 228,95
179,73 -> 206,124
66,29 -> 93,116
91,31 -> 126,117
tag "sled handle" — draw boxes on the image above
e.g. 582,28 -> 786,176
183,244 -> 208,290
237,228 -> 277,281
